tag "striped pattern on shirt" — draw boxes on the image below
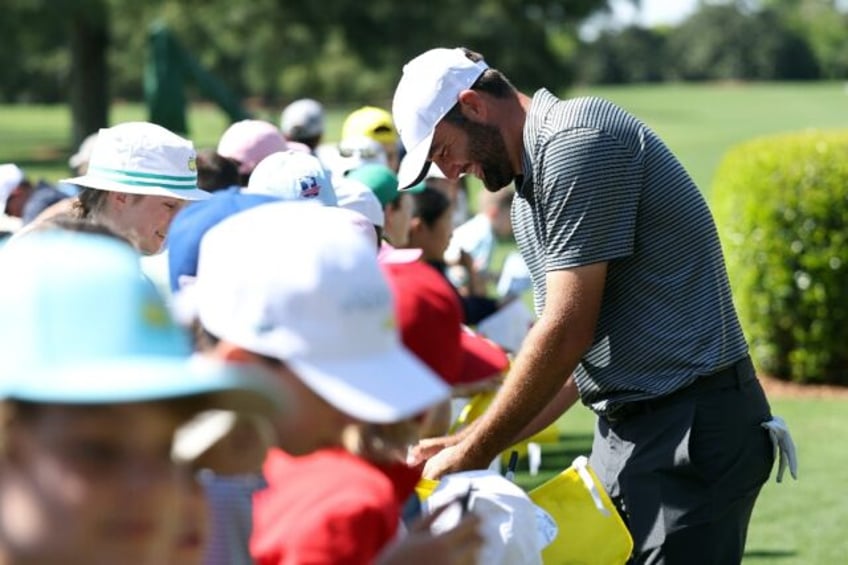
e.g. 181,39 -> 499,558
511,89 -> 748,414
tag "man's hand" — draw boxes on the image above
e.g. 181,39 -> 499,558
421,443 -> 493,479
408,434 -> 464,467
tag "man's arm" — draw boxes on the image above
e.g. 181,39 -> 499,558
423,262 -> 607,478
510,374 -> 580,445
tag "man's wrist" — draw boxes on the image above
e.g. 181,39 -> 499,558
458,433 -> 501,470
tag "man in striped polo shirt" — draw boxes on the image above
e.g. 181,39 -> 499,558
394,47 -> 776,563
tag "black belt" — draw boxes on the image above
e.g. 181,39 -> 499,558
604,356 -> 756,423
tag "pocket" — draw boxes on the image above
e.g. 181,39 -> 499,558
686,386 -> 774,496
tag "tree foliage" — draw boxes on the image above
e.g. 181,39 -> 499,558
667,4 -> 818,81
577,0 -> 842,85
1,0 -> 615,107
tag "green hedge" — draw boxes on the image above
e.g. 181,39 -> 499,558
711,130 -> 848,384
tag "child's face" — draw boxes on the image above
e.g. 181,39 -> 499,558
0,402 -> 190,565
410,208 -> 454,262
264,361 -> 352,456
384,193 -> 413,247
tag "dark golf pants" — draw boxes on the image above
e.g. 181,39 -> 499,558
590,357 -> 775,565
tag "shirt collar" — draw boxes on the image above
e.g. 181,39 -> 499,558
517,88 -> 560,197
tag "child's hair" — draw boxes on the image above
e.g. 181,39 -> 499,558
28,212 -> 130,244
189,319 -> 221,353
341,419 -> 421,465
73,188 -> 109,219
73,189 -> 144,220
410,186 -> 451,228
196,149 -> 239,192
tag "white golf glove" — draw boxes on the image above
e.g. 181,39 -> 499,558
761,416 -> 798,483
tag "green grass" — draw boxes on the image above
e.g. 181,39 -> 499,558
571,81 -> 848,194
512,398 -> 848,564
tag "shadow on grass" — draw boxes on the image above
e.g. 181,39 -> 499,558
513,432 -> 594,491
743,549 -> 796,559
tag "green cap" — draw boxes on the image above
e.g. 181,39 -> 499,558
346,164 -> 399,207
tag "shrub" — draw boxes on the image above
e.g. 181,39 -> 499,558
711,130 -> 848,384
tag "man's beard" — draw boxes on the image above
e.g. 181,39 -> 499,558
462,119 -> 514,192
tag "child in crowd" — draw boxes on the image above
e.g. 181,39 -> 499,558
216,119 -> 288,188
407,186 -> 500,325
186,202 -> 472,564
0,231 -> 284,565
341,106 -> 400,171
60,121 -> 211,256
346,163 -> 412,249
445,188 -> 515,282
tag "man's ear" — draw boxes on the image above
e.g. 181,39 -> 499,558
457,89 -> 488,121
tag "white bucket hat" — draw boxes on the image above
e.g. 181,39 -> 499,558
193,202 -> 449,423
61,122 -> 211,201
0,231 -> 285,416
392,48 -> 488,189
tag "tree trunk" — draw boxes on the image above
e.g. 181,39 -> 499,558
69,0 -> 110,150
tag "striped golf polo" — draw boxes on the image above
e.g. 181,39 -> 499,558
511,89 -> 747,415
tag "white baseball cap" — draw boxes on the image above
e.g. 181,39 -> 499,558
392,48 -> 488,189
68,132 -> 99,170
243,150 -> 337,207
194,203 -> 449,423
0,163 -> 25,214
61,122 -> 211,201
280,98 -> 325,141
333,177 -> 385,228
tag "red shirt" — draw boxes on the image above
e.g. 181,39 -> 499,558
251,448 -> 421,565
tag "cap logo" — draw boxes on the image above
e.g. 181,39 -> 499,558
142,300 -> 170,329
299,176 -> 321,198
340,287 -> 390,314
188,156 -> 197,172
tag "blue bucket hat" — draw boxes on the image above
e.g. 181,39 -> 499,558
0,231 -> 284,414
